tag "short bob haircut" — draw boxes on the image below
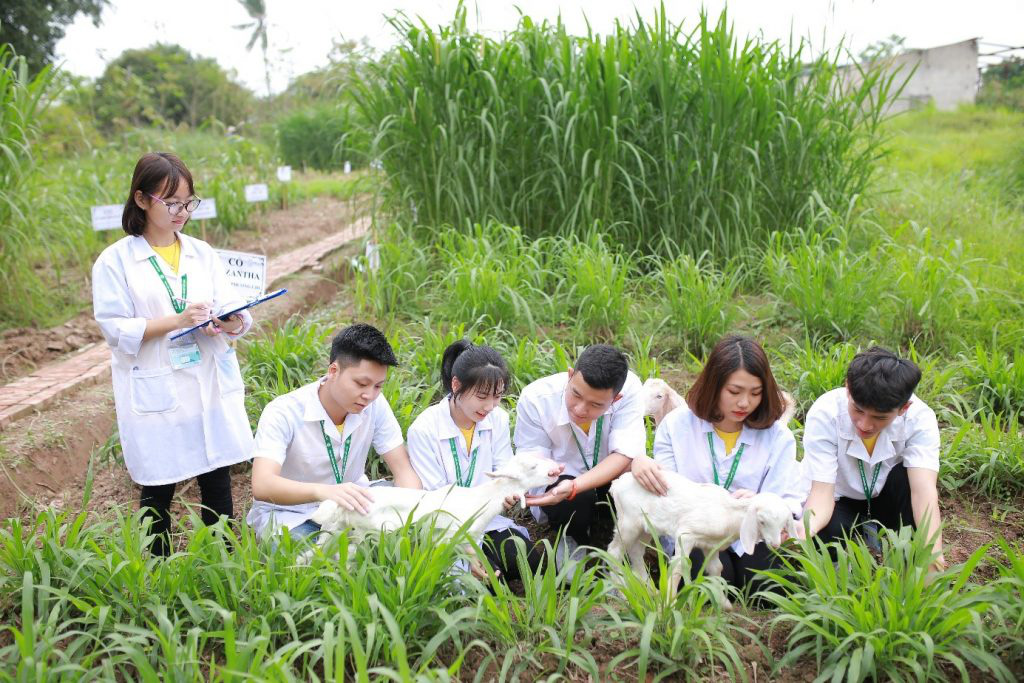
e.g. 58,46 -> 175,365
122,152 -> 195,236
686,335 -> 786,429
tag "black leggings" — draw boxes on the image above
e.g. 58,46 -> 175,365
541,474 -> 614,547
139,465 -> 234,556
481,528 -> 544,581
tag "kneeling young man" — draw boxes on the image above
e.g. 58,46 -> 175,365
247,323 -> 422,540
802,347 -> 944,569
514,344 -> 645,556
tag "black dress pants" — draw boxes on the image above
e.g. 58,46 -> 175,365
139,465 -> 234,556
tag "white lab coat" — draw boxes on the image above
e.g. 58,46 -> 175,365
653,402 -> 806,556
406,397 -> 526,537
513,370 -> 647,521
92,233 -> 254,486
802,388 -> 940,501
246,379 -> 405,536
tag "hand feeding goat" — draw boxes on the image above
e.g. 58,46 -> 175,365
607,471 -> 798,604
304,453 -> 561,566
642,377 -> 797,427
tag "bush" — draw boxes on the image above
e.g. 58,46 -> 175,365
277,104 -> 367,171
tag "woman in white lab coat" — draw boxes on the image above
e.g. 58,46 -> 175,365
92,152 -> 255,555
406,339 -> 542,580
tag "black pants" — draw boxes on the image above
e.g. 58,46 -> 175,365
688,543 -> 778,592
818,463 -> 916,545
139,465 -> 234,556
542,474 -> 614,547
482,528 -> 544,581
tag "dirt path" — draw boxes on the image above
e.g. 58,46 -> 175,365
0,196 -> 367,385
0,197 -> 366,520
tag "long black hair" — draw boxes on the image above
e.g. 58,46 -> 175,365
440,339 -> 510,399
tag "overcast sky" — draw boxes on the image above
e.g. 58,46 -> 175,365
56,1 -> 1023,95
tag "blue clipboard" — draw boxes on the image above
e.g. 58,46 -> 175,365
169,288 -> 288,340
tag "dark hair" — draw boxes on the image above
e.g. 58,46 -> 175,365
122,153 -> 196,236
440,339 -> 510,399
330,323 -> 398,368
686,335 -> 786,429
574,344 -> 629,395
846,346 -> 921,412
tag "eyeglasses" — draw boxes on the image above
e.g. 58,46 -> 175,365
149,194 -> 202,216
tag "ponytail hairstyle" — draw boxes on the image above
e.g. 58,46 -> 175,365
440,339 -> 510,400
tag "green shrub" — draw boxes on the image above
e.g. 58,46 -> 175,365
941,414 -> 1024,500
658,251 -> 742,355
277,104 -> 367,171
962,345 -> 1024,418
359,6 -> 897,259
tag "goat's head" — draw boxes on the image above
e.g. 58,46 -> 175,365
739,493 -> 798,555
485,451 -> 563,509
642,377 -> 683,426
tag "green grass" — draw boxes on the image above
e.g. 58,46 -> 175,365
359,5 -> 895,258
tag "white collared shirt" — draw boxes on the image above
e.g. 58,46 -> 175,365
653,402 -> 805,554
513,370 -> 646,477
802,387 -> 940,501
407,397 -> 524,535
245,378 -> 404,536
92,233 -> 254,486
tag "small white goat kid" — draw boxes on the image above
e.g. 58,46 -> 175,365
308,452 -> 560,548
607,472 -> 798,600
642,377 -> 797,427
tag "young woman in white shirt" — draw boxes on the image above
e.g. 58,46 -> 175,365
631,335 -> 804,589
407,340 -> 543,581
92,153 -> 254,556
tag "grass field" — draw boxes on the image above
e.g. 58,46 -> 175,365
1,6 -> 1023,678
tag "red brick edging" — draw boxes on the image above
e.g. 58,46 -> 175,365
0,217 -> 370,430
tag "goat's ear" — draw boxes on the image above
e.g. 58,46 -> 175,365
739,506 -> 760,555
519,493 -> 527,510
484,471 -> 511,481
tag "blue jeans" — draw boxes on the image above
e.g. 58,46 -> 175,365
290,519 -> 323,541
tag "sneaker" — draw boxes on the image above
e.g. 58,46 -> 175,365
555,535 -> 589,583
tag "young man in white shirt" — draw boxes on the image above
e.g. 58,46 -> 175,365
514,344 -> 646,554
247,323 -> 422,540
801,347 -> 945,570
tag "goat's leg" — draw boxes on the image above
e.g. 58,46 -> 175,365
608,522 -> 649,584
668,536 -> 695,600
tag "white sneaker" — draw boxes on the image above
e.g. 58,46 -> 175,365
555,535 -> 588,582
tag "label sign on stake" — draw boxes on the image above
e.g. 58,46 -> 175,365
276,166 -> 292,182
191,198 -> 218,220
216,249 -> 266,299
91,204 -> 123,231
244,183 -> 269,202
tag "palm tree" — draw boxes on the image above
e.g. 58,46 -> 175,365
235,0 -> 271,97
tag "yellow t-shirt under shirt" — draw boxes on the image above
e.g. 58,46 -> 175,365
579,422 -> 591,435
460,425 -> 475,453
151,240 -> 181,274
862,434 -> 879,457
714,427 -> 741,455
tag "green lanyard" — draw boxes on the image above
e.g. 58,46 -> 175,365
570,415 -> 604,471
320,421 -> 353,484
148,256 -> 187,314
448,437 -> 479,487
858,459 -> 883,518
706,432 -> 745,490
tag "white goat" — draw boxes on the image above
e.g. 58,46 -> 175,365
608,471 -> 798,601
309,452 -> 560,547
642,377 -> 797,427
641,377 -> 684,427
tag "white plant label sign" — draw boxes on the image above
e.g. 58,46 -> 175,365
91,204 -> 123,231
244,183 -> 269,202
216,249 -> 266,299
276,166 -> 292,182
191,198 -> 218,220
343,160 -> 352,174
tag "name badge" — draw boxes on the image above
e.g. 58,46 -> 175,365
169,343 -> 202,370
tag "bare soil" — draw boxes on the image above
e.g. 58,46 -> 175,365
0,196 -> 368,384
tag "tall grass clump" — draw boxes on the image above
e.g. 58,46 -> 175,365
657,251 -> 742,355
0,45 -> 57,326
760,527 -> 1015,682
940,414 -> 1024,500
961,345 -> 1024,419
359,4 -> 898,259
